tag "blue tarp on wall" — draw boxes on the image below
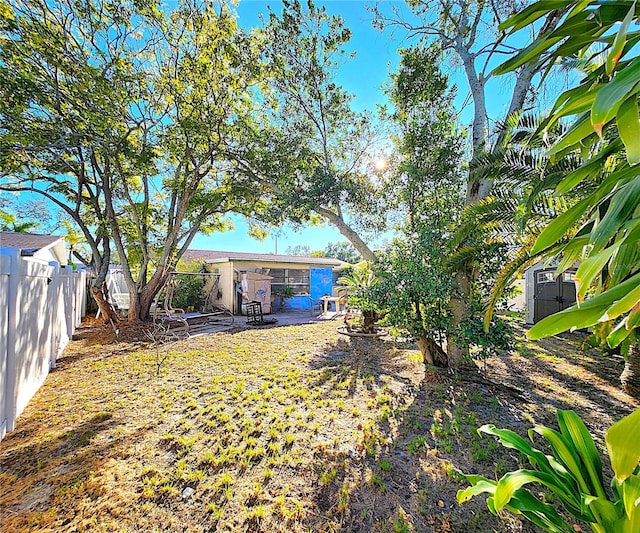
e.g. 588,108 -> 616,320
311,267 -> 333,300
284,267 -> 334,310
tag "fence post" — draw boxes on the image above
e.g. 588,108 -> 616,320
3,248 -> 19,433
48,261 -> 61,369
0,252 -> 12,440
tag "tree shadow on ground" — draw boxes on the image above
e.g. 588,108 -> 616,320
299,326 -> 639,532
0,411 -> 120,529
483,330 -> 637,433
307,335 -> 419,399
303,366 -> 545,532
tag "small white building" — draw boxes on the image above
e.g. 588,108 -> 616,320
182,250 -> 346,314
0,231 -> 67,265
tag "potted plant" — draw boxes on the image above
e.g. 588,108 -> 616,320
272,286 -> 295,311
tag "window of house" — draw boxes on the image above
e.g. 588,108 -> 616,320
268,268 -> 310,295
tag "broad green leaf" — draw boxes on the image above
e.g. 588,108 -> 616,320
598,1 -> 640,25
498,8 -> 601,74
583,494 -> 625,530
529,271 -> 640,339
554,30 -> 611,60
606,1 -> 636,76
531,425 -> 592,495
456,475 -> 497,503
627,301 -> 640,329
552,83 -> 595,115
607,318 -> 634,348
506,488 -> 575,532
479,425 -> 555,473
606,408 -> 640,482
548,113 -> 595,155
556,249 -> 583,275
486,495 -> 498,515
621,475 -> 640,525
609,237 -> 640,285
603,284 -> 640,321
557,410 -> 606,499
529,301 -> 613,339
575,245 -> 618,300
591,59 -> 640,136
591,175 -> 640,250
531,196 -> 593,255
550,85 -> 598,124
498,0 -> 576,33
494,469 -> 580,511
617,94 -> 640,165
494,33 -> 565,74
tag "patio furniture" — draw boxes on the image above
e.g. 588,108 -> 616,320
245,301 -> 277,326
152,272 -> 234,335
320,295 -> 346,314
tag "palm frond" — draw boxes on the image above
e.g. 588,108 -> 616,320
483,239 -> 538,330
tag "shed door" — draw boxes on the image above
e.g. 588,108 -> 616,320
533,269 -> 577,323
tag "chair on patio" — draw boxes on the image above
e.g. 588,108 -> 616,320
245,301 -> 277,326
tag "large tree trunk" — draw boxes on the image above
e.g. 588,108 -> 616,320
139,270 -> 173,321
446,268 -> 473,368
127,288 -> 142,324
621,342 -> 640,399
91,285 -> 120,325
417,336 -> 448,368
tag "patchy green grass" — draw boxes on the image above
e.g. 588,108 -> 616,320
0,320 -> 636,532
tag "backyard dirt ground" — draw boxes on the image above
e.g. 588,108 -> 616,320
0,317 -> 637,532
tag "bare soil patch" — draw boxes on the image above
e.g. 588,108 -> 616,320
1,318 -> 637,532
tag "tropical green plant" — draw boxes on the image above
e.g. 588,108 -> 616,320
492,0 -> 640,396
275,286 -> 295,299
373,0 -> 567,368
458,408 -> 640,532
452,114 -> 585,325
172,274 -> 206,312
337,262 -> 384,333
457,1 -> 640,526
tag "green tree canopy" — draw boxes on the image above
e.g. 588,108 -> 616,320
225,0 -> 384,262
0,0 -> 268,321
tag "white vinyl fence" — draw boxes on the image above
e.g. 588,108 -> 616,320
0,249 -> 86,441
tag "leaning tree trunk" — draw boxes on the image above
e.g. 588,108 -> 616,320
417,336 -> 448,368
314,206 -> 377,262
91,285 -> 120,325
621,342 -> 640,399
